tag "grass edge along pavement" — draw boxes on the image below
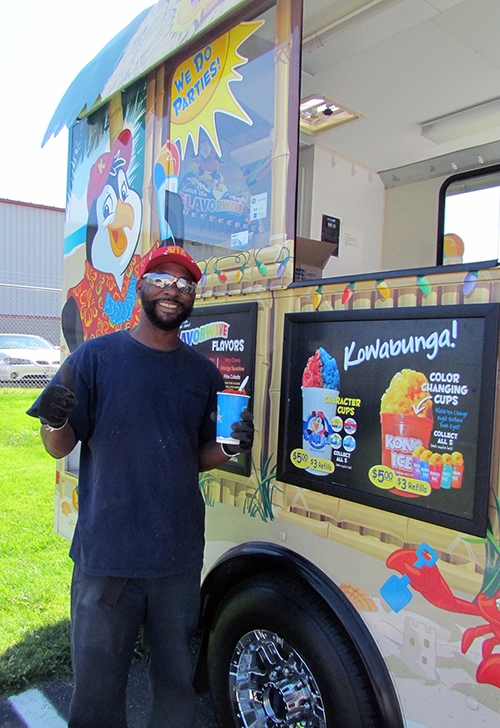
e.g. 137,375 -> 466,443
0,387 -> 72,698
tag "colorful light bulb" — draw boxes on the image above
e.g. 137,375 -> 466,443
417,276 -> 432,296
376,280 -> 390,299
463,271 -> 478,296
342,283 -> 354,305
313,286 -> 323,310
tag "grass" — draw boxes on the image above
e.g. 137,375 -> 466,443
0,387 -> 73,698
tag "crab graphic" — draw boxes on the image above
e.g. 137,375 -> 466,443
387,547 -> 500,689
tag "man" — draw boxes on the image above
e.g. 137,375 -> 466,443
28,245 -> 253,728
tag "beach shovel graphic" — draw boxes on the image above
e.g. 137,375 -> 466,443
380,574 -> 413,613
380,543 -> 438,613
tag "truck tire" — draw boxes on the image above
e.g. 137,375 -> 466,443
207,571 -> 380,728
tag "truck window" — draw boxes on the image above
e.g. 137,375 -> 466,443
437,165 -> 500,265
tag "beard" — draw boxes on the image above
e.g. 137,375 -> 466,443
140,289 -> 194,331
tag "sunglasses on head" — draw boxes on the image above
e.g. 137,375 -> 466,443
142,272 -> 197,295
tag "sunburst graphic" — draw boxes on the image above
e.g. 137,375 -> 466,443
170,19 -> 264,159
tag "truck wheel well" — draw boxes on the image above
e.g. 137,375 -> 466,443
194,541 -> 403,728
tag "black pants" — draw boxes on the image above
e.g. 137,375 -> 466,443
68,564 -> 201,728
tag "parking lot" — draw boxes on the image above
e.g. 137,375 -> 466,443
0,658 -> 218,728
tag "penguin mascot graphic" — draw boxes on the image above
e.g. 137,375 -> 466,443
62,129 -> 143,352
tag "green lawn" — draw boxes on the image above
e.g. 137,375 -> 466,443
0,387 -> 73,698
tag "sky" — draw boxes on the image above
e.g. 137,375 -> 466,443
0,0 -> 155,210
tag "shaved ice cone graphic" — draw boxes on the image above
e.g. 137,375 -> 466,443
302,348 -> 340,475
380,370 -> 433,480
154,141 -> 181,242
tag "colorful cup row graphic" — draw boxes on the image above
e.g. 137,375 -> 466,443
412,447 -> 464,489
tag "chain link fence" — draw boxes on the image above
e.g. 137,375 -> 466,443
0,282 -> 62,388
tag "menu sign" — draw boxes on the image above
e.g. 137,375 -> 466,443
182,301 -> 257,476
277,304 -> 499,536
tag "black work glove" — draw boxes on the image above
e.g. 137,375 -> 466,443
38,364 -> 78,429
225,409 -> 254,455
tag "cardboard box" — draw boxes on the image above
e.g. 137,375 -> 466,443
295,237 -> 333,281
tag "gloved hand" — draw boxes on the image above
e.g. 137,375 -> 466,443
225,409 -> 254,455
38,364 -> 78,429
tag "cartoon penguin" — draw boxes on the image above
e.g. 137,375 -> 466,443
62,129 -> 143,352
306,410 -> 330,448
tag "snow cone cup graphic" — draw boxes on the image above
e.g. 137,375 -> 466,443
441,454 -> 453,489
301,348 -> 340,476
429,453 -> 443,489
154,141 -> 180,241
419,449 -> 432,483
451,451 -> 464,488
302,387 -> 339,473
412,445 -> 425,478
380,370 -> 433,481
380,414 -> 433,478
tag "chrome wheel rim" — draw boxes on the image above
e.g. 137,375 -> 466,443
229,629 -> 327,728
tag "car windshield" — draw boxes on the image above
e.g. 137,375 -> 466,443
0,335 -> 55,350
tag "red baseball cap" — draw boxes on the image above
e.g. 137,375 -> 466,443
139,246 -> 202,283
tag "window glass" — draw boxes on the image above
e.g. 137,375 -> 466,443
0,335 -> 54,350
440,167 -> 500,265
168,6 -> 276,257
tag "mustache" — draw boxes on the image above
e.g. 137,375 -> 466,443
140,288 -> 194,331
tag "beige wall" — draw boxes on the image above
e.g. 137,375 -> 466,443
310,145 -> 385,278
382,175 -> 448,271
298,142 -> 452,276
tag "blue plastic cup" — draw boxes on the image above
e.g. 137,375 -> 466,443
216,392 -> 250,444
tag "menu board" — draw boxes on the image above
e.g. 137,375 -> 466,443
181,301 -> 257,476
277,304 -> 499,536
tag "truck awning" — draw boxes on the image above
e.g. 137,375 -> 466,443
42,0 -> 246,147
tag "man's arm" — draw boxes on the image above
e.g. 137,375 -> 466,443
36,371 -> 79,458
199,409 -> 254,471
199,440 -> 231,471
41,421 -> 78,459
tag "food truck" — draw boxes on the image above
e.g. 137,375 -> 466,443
44,0 -> 500,726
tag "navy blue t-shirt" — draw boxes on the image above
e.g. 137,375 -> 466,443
28,331 -> 224,578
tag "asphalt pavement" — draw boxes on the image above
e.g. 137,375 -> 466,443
0,658 -> 219,728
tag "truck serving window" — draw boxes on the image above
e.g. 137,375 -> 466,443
437,164 -> 500,266
165,5 -> 279,256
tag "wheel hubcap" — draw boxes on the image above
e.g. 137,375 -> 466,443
229,629 -> 326,727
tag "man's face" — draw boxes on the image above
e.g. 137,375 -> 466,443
138,261 -> 195,332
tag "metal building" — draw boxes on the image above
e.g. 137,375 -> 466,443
0,198 -> 64,345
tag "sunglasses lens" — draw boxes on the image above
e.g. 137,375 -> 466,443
177,280 -> 196,294
145,274 -> 196,294
146,275 -> 172,288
